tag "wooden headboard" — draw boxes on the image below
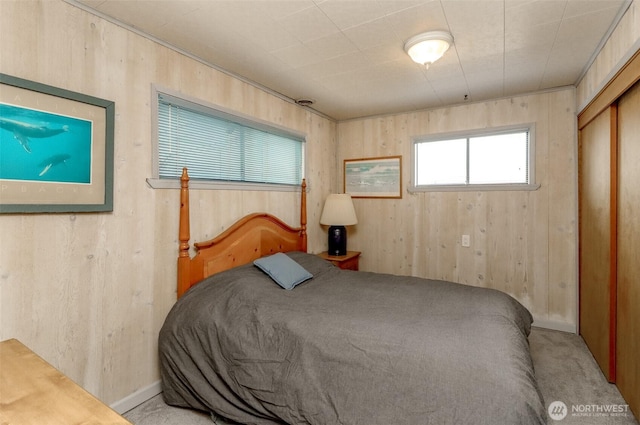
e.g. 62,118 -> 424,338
177,168 -> 308,298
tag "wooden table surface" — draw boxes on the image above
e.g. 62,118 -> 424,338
0,338 -> 132,425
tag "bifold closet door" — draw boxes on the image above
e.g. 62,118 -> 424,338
578,108 -> 614,381
616,79 -> 640,418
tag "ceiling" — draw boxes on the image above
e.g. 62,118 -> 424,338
70,0 -> 630,121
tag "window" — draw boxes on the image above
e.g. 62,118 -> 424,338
412,126 -> 538,191
149,89 -> 305,190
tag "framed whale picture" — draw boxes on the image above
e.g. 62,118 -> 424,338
0,73 -> 114,213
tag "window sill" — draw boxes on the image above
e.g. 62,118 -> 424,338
409,183 -> 541,193
146,178 -> 303,192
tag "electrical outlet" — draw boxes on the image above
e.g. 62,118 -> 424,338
461,234 -> 471,247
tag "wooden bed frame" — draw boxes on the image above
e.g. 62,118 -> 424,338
177,168 -> 308,298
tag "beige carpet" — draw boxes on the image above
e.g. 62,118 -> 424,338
528,328 -> 637,425
124,327 -> 638,424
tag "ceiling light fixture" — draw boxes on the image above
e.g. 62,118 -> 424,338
404,30 -> 453,69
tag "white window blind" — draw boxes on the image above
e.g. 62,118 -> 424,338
157,93 -> 304,186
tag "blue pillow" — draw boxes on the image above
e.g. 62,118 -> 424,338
254,253 -> 313,290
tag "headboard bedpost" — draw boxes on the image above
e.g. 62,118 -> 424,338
176,170 -> 309,298
177,168 -> 191,298
300,178 -> 307,252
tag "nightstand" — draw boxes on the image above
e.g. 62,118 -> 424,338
317,251 -> 361,271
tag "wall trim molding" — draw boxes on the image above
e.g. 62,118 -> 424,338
110,380 -> 162,415
578,46 -> 640,129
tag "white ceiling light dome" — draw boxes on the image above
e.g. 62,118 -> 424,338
404,30 -> 454,68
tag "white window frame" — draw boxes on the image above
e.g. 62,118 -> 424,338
410,124 -> 540,192
147,85 -> 306,191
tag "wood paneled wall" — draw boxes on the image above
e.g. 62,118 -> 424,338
337,90 -> 577,328
577,1 -> 639,111
0,0 -> 335,406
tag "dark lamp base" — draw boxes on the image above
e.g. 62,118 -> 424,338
327,225 -> 347,256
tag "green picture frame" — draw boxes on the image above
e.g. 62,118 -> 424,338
0,73 -> 114,213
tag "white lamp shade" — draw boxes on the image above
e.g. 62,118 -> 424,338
320,194 -> 358,226
404,31 -> 453,66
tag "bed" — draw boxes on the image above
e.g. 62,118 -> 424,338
159,169 -> 547,425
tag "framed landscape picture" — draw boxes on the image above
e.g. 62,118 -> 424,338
0,73 -> 114,213
344,155 -> 402,199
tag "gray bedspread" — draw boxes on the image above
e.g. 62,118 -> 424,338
159,252 -> 546,425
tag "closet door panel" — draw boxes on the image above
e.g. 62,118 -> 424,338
579,110 -> 613,380
617,79 -> 640,418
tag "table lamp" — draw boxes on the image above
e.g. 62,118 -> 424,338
320,194 -> 358,256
